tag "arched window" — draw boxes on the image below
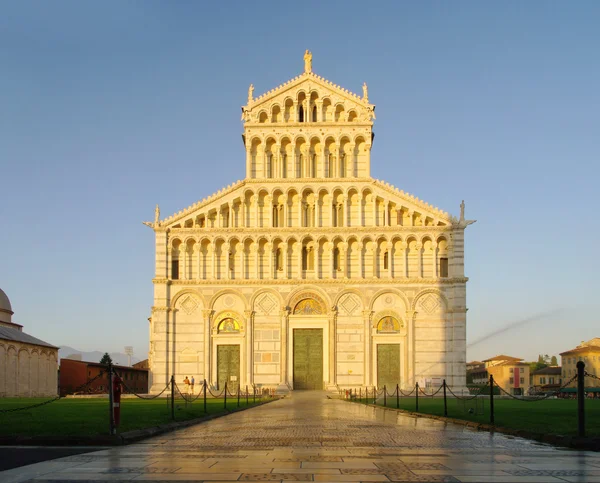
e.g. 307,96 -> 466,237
383,251 -> 389,270
339,154 -> 346,178
282,154 -> 287,178
337,204 -> 343,227
272,205 -> 279,227
298,105 -> 304,122
311,154 -> 316,177
308,247 -> 315,270
276,248 -> 283,271
312,105 -> 317,122
302,246 -> 308,271
328,153 -> 334,177
333,247 -> 340,271
298,154 -> 304,178
266,154 -> 273,178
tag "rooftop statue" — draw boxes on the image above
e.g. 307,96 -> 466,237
304,50 -> 312,73
155,204 -> 160,225
460,200 -> 465,222
248,84 -> 254,103
362,82 -> 369,102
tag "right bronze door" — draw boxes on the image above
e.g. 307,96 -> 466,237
293,329 -> 323,390
377,344 -> 400,389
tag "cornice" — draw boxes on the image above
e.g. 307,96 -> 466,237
168,226 -> 455,236
153,277 -> 469,286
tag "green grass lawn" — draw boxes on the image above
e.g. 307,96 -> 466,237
0,394 -> 268,437
350,396 -> 600,437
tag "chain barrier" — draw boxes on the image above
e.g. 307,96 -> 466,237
584,371 -> 600,382
492,374 -> 578,402
446,381 -> 489,401
173,382 -> 203,403
207,385 -> 227,398
398,387 -> 416,397
113,369 -> 171,400
418,385 -> 444,397
0,370 -> 108,414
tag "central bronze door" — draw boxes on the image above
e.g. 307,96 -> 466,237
217,345 -> 240,392
377,344 -> 400,389
293,329 -> 323,390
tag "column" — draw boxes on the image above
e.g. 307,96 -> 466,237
357,194 -> 364,227
340,242 -> 348,278
317,199 -> 322,227
416,243 -> 423,278
283,243 -> 289,279
315,242 -> 321,279
240,201 -> 246,228
180,245 -> 187,280
253,195 -> 259,228
252,245 -> 259,279
407,209 -> 414,227
195,244 -> 202,280
266,242 -> 273,279
432,241 -> 438,278
274,144 -> 281,177
293,101 -> 298,122
384,201 -> 389,226
229,203 -> 234,228
283,195 -> 288,227
246,146 -> 252,179
362,310 -> 373,386
402,241 -> 408,277
347,143 -> 355,177
342,196 -> 348,227
240,244 -> 245,280
328,243 -> 334,278
217,208 -> 222,228
202,309 -> 213,385
372,195 -> 377,226
266,195 -> 273,227
223,243 -> 231,280
210,241 -> 216,279
387,241 -> 393,278
371,246 -> 377,278
321,147 -> 327,177
328,309 -> 337,387
358,240 -> 364,278
244,310 -> 254,385
280,309 -> 290,387
298,199 -> 303,227
406,310 -> 416,387
297,242 -> 303,280
316,100 -> 323,122
330,202 -> 335,227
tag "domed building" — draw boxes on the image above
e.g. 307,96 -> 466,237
0,288 -> 59,397
146,53 -> 475,394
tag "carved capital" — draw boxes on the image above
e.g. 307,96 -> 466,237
202,309 -> 214,321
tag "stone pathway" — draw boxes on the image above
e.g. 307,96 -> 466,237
2,391 -> 599,483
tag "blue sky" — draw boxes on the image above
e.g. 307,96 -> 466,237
1,2 -> 598,362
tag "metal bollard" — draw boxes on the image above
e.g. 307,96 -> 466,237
170,375 -> 175,421
415,382 -> 419,412
224,382 -> 227,410
246,385 -> 249,406
443,379 -> 447,417
203,379 -> 207,413
489,374 -> 495,425
396,383 -> 399,409
383,385 -> 387,407
577,361 -> 585,437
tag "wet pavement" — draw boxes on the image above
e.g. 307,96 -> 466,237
1,391 -> 599,483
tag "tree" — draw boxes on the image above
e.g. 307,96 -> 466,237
550,355 -> 558,366
100,353 -> 113,365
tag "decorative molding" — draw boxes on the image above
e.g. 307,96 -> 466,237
156,277 -> 469,286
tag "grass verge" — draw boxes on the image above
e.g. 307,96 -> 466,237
350,396 -> 600,437
0,395 -> 268,437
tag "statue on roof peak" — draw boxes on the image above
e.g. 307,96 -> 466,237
362,82 -> 369,102
248,84 -> 254,103
304,50 -> 312,73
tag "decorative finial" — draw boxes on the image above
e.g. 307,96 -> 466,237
248,84 -> 254,103
460,200 -> 465,222
304,50 -> 312,73
155,204 -> 160,225
362,82 -> 369,102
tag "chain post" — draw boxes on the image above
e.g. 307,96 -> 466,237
396,383 -> 399,409
577,361 -> 585,437
224,382 -> 228,409
489,374 -> 494,425
443,379 -> 448,417
415,382 -> 419,412
108,362 -> 116,435
373,386 -> 376,405
237,385 -> 240,407
246,385 -> 249,406
359,387 -> 362,402
253,384 -> 256,404
203,379 -> 207,413
383,385 -> 387,407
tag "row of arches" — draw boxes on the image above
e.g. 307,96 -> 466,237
0,344 -> 58,397
174,185 -> 447,230
253,91 -> 364,124
168,235 -> 451,281
247,134 -> 370,179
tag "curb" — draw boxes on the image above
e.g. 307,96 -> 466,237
0,398 -> 279,447
349,400 -> 600,452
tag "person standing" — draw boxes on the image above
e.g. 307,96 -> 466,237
190,376 -> 195,395
183,376 -> 190,394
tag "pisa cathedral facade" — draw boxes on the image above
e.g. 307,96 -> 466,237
147,52 -> 474,393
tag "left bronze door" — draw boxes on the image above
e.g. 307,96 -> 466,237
217,345 -> 240,392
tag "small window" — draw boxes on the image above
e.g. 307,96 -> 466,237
509,377 -> 514,384
171,260 -> 179,280
509,368 -> 513,373
333,247 -> 340,271
549,377 -> 554,384
520,377 -> 524,384
383,251 -> 389,270
520,367 -> 524,373
440,258 -> 449,277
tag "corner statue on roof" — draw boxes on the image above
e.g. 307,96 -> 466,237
145,51 -> 474,396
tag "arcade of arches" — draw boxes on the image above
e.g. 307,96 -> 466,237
147,53 -> 472,393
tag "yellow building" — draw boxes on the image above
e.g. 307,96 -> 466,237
482,355 -> 530,396
530,366 -> 561,394
560,338 -> 600,390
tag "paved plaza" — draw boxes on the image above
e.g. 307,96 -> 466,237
1,391 -> 599,483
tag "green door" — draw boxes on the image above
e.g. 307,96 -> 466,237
377,344 -> 400,389
217,345 -> 240,392
293,329 -> 323,390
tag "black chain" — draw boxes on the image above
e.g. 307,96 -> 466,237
113,369 -> 171,400
418,385 -> 444,397
585,371 -> 600,381
492,374 -> 578,402
173,382 -> 203,403
446,381 -> 489,401
0,370 -> 108,414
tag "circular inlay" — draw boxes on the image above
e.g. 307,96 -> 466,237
224,295 -> 235,307
384,295 -> 393,305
